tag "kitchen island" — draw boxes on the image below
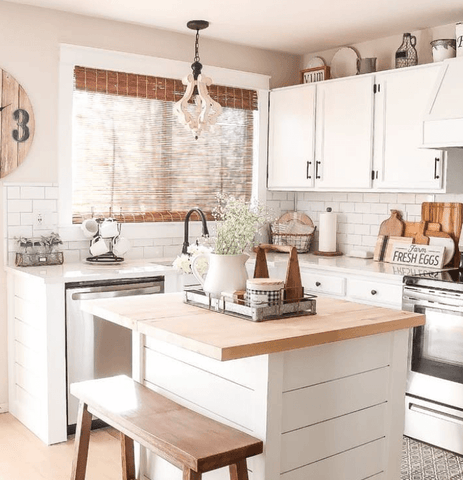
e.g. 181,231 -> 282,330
81,292 -> 424,480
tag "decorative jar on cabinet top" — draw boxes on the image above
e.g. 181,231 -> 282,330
395,33 -> 418,68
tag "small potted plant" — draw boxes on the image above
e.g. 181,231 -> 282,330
40,232 -> 63,253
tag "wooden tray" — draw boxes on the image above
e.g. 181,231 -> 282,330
184,287 -> 316,322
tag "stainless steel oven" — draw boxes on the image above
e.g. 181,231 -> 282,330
403,271 -> 463,454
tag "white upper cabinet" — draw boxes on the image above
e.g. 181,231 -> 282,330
372,65 -> 443,190
266,63 -> 458,193
268,84 -> 316,190
315,75 -> 375,189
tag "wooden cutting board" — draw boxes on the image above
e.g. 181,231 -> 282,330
374,235 -> 413,262
403,221 -> 429,244
383,236 -> 414,263
422,202 -> 463,267
378,210 -> 404,237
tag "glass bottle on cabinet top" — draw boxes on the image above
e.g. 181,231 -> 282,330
395,33 -> 418,68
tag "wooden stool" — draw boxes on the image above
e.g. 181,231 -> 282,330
70,375 -> 263,480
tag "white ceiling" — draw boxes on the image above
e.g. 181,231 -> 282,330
4,0 -> 463,55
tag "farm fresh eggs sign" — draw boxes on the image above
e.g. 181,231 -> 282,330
390,244 -> 445,269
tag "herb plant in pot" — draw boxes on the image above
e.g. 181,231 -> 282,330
191,195 -> 270,298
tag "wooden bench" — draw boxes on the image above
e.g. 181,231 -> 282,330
70,375 -> 263,480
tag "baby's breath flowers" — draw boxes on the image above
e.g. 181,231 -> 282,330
213,194 -> 272,255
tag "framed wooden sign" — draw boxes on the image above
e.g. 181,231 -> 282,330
300,66 -> 330,84
389,244 -> 445,269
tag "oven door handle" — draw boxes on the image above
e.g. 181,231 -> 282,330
403,291 -> 463,312
409,402 -> 463,425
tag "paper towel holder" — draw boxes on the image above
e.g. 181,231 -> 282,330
313,207 -> 343,257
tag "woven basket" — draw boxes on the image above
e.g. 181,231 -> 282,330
15,252 -> 64,267
270,229 -> 315,253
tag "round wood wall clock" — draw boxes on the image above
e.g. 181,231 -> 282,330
0,67 -> 35,178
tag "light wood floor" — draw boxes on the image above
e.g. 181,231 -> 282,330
0,413 -> 122,480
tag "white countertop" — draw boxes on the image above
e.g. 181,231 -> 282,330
4,258 -> 177,283
258,252 -> 449,282
4,252 -> 448,284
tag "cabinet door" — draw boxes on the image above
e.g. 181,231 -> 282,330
373,65 -> 443,190
268,84 -> 316,189
315,76 -> 374,189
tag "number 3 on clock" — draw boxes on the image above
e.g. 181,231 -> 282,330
0,66 -> 35,178
13,108 -> 31,143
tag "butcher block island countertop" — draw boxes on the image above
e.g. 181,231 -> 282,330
81,291 -> 424,361
80,292 -> 424,480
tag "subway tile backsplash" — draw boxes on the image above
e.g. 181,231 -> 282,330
268,190 -> 463,253
4,183 -> 463,264
2,183 -> 201,264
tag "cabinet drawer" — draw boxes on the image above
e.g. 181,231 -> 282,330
301,272 -> 345,296
347,278 -> 402,307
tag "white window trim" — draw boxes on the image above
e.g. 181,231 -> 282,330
58,44 -> 270,237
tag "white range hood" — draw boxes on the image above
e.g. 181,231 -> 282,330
422,57 -> 463,149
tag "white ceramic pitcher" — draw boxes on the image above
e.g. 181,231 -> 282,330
191,252 -> 249,298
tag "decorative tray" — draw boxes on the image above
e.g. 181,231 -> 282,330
184,287 -> 317,322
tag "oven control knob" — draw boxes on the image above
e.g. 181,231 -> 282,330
371,289 -> 377,295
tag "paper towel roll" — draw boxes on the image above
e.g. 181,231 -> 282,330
319,209 -> 337,252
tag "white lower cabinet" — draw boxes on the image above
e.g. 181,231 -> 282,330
6,272 -> 67,445
301,271 -> 346,297
347,278 -> 402,306
301,267 -> 403,309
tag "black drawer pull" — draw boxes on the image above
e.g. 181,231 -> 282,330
315,281 -> 321,287
371,290 -> 377,295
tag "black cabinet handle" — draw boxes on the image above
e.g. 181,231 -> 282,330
315,281 -> 321,287
434,157 -> 440,180
315,161 -> 321,179
307,161 -> 312,179
371,290 -> 377,295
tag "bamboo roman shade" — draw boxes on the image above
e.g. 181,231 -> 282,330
72,67 -> 257,223
74,66 -> 258,111
72,66 -> 257,224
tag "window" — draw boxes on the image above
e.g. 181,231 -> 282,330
71,66 -> 258,223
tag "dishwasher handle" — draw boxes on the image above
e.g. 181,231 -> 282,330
72,284 -> 162,301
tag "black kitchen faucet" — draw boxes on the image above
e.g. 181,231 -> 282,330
182,208 -> 209,254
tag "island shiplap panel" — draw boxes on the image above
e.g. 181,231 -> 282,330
282,333 -> 391,391
281,366 -> 389,432
280,437 -> 385,480
280,403 -> 387,473
144,336 -> 261,390
144,348 -> 256,431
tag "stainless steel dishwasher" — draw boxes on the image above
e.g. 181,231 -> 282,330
65,276 -> 164,433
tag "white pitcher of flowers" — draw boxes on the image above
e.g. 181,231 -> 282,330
175,195 -> 270,298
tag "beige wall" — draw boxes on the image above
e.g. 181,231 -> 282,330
0,1 -> 301,408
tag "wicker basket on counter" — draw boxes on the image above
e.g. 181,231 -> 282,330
270,211 -> 315,253
270,228 -> 315,253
